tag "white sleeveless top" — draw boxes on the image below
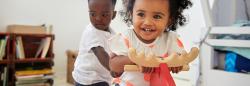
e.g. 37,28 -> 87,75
109,28 -> 184,86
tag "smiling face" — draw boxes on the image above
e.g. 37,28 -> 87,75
132,0 -> 170,44
88,0 -> 115,31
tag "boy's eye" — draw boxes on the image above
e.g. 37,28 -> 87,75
102,13 -> 110,17
153,15 -> 162,19
89,12 -> 96,17
137,12 -> 145,17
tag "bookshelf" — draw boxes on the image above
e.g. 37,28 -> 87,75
0,32 -> 55,86
0,33 -> 9,64
0,32 -> 10,86
200,0 -> 250,85
200,27 -> 250,86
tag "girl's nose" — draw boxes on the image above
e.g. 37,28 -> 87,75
142,17 -> 154,28
143,17 -> 153,26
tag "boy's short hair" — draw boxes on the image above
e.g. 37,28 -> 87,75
88,0 -> 117,7
121,0 -> 192,31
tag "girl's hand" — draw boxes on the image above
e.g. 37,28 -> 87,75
169,66 -> 183,73
140,66 -> 154,73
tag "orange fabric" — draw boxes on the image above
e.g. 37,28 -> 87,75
126,81 -> 134,86
113,78 -> 121,83
150,63 -> 176,86
162,53 -> 168,58
144,73 -> 151,82
124,38 -> 130,48
123,35 -> 130,48
177,38 -> 184,48
144,55 -> 176,86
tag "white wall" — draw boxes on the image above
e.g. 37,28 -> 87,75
176,0 -> 205,85
0,0 -> 89,76
0,0 -> 205,85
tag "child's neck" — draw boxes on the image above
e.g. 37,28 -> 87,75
103,28 -> 110,32
133,30 -> 156,44
97,27 -> 110,32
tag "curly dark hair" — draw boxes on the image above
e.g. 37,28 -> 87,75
88,0 -> 117,7
121,0 -> 192,31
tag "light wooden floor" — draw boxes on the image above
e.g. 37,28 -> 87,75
54,73 -> 73,86
53,75 -> 191,86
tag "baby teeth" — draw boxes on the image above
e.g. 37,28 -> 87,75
145,28 -> 151,31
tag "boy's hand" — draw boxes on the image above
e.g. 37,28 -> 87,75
140,66 -> 154,73
169,66 -> 183,73
110,53 -> 117,59
110,71 -> 122,78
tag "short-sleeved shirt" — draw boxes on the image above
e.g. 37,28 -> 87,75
72,24 -> 114,85
109,28 -> 184,86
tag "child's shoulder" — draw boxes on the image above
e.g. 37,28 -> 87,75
83,24 -> 95,33
117,28 -> 133,36
163,31 -> 179,38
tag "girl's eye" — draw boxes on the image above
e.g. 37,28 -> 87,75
153,15 -> 162,19
137,12 -> 145,17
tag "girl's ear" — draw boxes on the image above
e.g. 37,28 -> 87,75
112,11 -> 117,20
167,19 -> 172,27
165,19 -> 172,31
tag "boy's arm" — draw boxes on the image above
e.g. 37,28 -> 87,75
109,54 -> 134,77
91,46 -> 110,71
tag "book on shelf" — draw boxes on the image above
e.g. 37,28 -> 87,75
15,73 -> 53,86
16,77 -> 52,86
16,36 -> 25,59
41,25 -> 53,58
2,67 -> 8,86
0,37 -> 7,60
41,37 -> 51,58
15,69 -> 53,76
35,25 -> 52,58
16,74 -> 54,81
16,82 -> 50,86
35,38 -> 51,58
35,39 -> 45,58
16,83 -> 50,86
0,67 -> 4,85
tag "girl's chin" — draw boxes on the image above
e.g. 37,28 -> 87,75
141,35 -> 156,40
141,37 -> 156,43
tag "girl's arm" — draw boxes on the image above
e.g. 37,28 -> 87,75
109,54 -> 134,77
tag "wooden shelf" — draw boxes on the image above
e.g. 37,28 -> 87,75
0,60 -> 9,64
209,27 -> 250,34
206,39 -> 250,48
12,33 -> 55,40
14,58 -> 53,63
0,32 -> 55,86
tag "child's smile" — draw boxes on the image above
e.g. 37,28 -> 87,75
139,25 -> 157,39
142,27 -> 156,32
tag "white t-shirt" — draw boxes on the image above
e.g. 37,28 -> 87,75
72,24 -> 114,85
109,29 -> 184,86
